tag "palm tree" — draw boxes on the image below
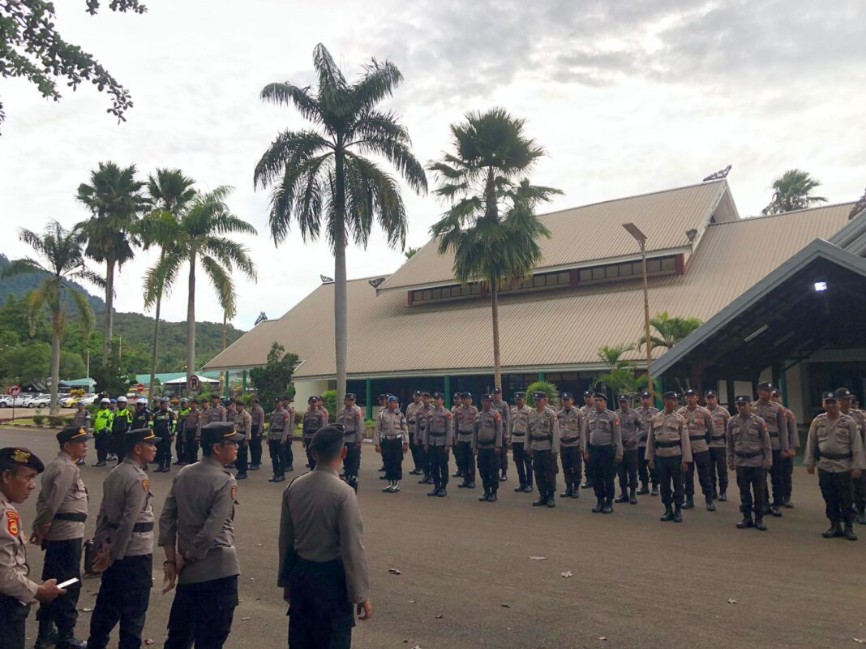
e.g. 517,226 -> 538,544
762,169 -> 828,215
638,311 -> 702,350
429,109 -> 561,388
253,43 -> 427,403
592,344 -> 646,398
75,162 -> 147,362
0,222 -> 101,414
141,169 -> 197,396
145,187 -> 256,384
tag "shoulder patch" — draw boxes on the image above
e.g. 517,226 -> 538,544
494,413 -> 501,421
6,510 -> 20,537
141,479 -> 150,492
231,485 -> 238,501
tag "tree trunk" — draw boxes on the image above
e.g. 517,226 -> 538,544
333,149 -> 348,404
491,278 -> 502,389
148,292 -> 162,399
222,311 -> 228,350
186,251 -> 196,385
103,256 -> 115,363
49,322 -> 62,416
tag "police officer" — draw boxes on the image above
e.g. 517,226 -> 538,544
160,422 -> 243,648
509,392 -> 533,493
30,428 -> 91,649
473,395 -> 503,502
455,393 -> 478,489
705,390 -> 731,502
131,398 -> 151,431
87,428 -> 159,649
415,392 -> 434,485
338,394 -> 364,492
268,397 -> 293,483
1,447 -> 66,649
635,391 -> 659,496
527,392 -> 560,508
678,389 -> 716,511
376,394 -> 388,473
805,392 -> 865,541
278,426 -> 372,649
174,398 -> 190,466
234,399 -> 253,480
726,396 -> 771,531
249,396 -> 266,471
492,388 -> 510,481
423,392 -> 453,497
579,391 -> 596,489
772,389 -> 799,508
153,397 -> 177,473
753,382 -> 790,517
586,393 -> 622,514
375,396 -> 408,493
836,388 -> 865,523
183,399 -> 203,465
93,398 -> 113,467
70,405 -> 90,466
405,391 -> 424,475
110,396 -> 133,463
303,397 -> 329,471
646,392 -> 691,523
450,393 -> 463,478
616,395 -> 640,505
556,393 -> 584,499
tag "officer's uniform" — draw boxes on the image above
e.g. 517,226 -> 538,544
234,406 -> 253,478
527,399 -> 560,507
0,448 -> 46,649
375,404 -> 408,490
678,401 -> 716,509
182,405 -> 202,464
268,402 -> 293,482
159,423 -> 243,649
635,398 -> 659,494
492,392 -> 510,480
556,398 -> 585,498
70,407 -> 90,432
303,401 -> 328,470
87,429 -> 159,649
579,393 -> 596,489
414,399 -> 433,483
726,401 -> 771,529
130,405 -> 151,433
779,400 -> 799,507
249,401 -> 266,469
93,404 -> 113,466
423,397 -> 453,496
837,389 -> 865,523
586,399 -> 623,513
174,402 -> 189,465
338,398 -> 364,491
152,404 -> 176,472
706,397 -> 731,500
472,401 -> 503,501
109,405 -> 132,463
509,397 -> 533,492
455,398 -> 479,487
752,391 -> 789,514
646,399 -> 692,521
405,395 -> 424,474
616,400 -> 640,503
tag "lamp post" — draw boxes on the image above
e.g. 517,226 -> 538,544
622,223 -> 653,397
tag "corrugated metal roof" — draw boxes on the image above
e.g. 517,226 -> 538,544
203,201 -> 854,378
377,180 -> 735,292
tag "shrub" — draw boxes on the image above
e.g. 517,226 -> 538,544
321,390 -> 338,419
32,415 -> 45,426
524,380 -> 560,408
47,416 -> 69,427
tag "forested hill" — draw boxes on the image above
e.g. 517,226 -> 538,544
0,253 -> 105,312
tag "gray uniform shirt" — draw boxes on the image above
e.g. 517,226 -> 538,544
618,408 -> 641,450
93,458 -> 154,561
472,409 -> 503,451
636,406 -> 659,448
159,456 -> 239,585
707,405 -> 731,449
726,414 -> 771,468
556,407 -> 585,450
338,405 -> 364,445
423,406 -> 453,447
805,413 -> 866,473
509,405 -> 531,444
374,409 -> 407,444
0,493 -> 39,604
646,411 -> 693,463
454,405 -> 478,443
32,452 -> 88,541
268,407 -> 292,443
752,400 -> 789,452
405,402 -> 423,436
586,409 -> 623,457
678,405 -> 713,454
492,400 -> 510,436
278,467 -> 370,604
527,407 -> 560,453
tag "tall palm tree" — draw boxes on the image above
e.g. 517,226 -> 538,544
638,311 -> 702,350
762,169 -> 828,215
429,108 -> 561,388
145,187 -> 256,384
253,43 -> 427,403
592,344 -> 646,398
0,221 -> 101,414
75,161 -> 147,362
141,169 -> 197,396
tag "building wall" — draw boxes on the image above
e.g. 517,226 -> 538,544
293,380 -> 330,412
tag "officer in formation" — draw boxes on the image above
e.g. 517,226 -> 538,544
423,392 -> 453,497
268,396 -> 294,483
752,382 -> 790,518
678,389 -> 716,511
174,398 -> 190,466
586,394 -> 622,514
473,395 -> 504,502
835,388 -> 865,524
705,390 -> 731,502
249,395 -> 266,471
454,393 -> 478,489
375,395 -> 409,493
635,390 -> 659,496
234,399 -> 253,480
302,396 -> 328,470
772,389 -> 799,508
804,391 -> 865,541
92,398 -> 113,467
492,388 -> 510,481
110,396 -> 133,463
160,422 -> 244,648
726,395 -> 771,531
556,393 -> 584,499
616,395 -> 640,505
87,428 -> 159,649
278,426 -> 371,649
338,393 -> 364,492
69,405 -> 90,468
0,447 -> 67,649
527,392 -> 560,508
131,398 -> 151,432
509,392 -> 533,493
578,391 -> 595,490
153,397 -> 177,473
414,393 -> 433,485
405,391 -> 425,476
181,398 -> 201,465
646,392 -> 691,523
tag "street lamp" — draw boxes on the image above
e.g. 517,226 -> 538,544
622,223 -> 653,398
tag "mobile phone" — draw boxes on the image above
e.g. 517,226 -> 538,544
57,578 -> 79,589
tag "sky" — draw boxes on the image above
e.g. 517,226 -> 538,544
1,0 -> 865,331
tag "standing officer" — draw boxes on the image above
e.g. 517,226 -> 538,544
415,393 -> 434,485
835,388 -> 865,524
278,426 -> 371,649
1,447 -> 66,649
616,395 -> 640,505
705,390 -> 731,502
423,392 -> 453,497
174,398 -> 190,466
110,396 -> 133,464
509,392 -> 533,493
153,398 -> 177,473
405,391 -> 424,475
752,382 -> 789,517
646,392 -> 691,523
678,390 -> 716,511
87,428 -> 159,649
473,395 -> 503,502
527,392 -> 560,508
338,394 -> 364,492
450,394 -> 463,478
805,392 -> 865,540
772,389 -> 799,508
93,398 -> 113,467
726,396 -> 771,531
130,398 -> 151,432
579,391 -> 596,489
375,396 -> 408,493
70,402 -> 90,430
455,393 -> 478,489
635,391 -> 659,496
302,397 -> 329,471
249,396 -> 266,471
268,397 -> 293,483
30,428 -> 90,649
586,394 -> 622,514
160,422 -> 243,648
183,399 -> 202,465
556,393 -> 584,499
492,388 -> 510,481
376,394 -> 388,474
233,400 -> 252,480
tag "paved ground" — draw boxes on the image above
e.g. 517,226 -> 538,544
3,426 -> 864,649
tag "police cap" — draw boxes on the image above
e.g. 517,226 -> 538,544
387,395 -> 399,403
640,391 -> 652,399
821,391 -> 838,402
308,396 -> 317,403
452,393 -> 461,400
0,447 -> 45,473
514,392 -> 525,400
617,394 -> 629,402
412,390 -> 422,397
533,391 -> 547,400
481,394 -> 493,401
421,391 -> 431,398
757,381 -> 774,391
662,391 -> 679,401
683,389 -> 698,397
345,393 -> 356,401
57,426 -> 92,444
200,421 -> 244,446
493,387 -> 502,394
583,390 -> 593,397
432,392 -> 444,399
705,390 -> 717,398
593,392 -> 607,401
461,392 -> 472,399
734,395 -> 751,405
835,387 -> 853,400
561,392 -> 574,400
125,428 -> 160,445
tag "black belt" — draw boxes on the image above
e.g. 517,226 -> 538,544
818,451 -> 853,460
710,435 -> 726,441
655,440 -> 680,449
343,431 -> 357,436
561,437 -> 579,444
689,435 -> 707,442
476,442 -> 496,449
769,432 -> 779,437
108,522 -> 153,533
381,435 -> 403,440
428,431 -> 446,437
530,434 -> 552,441
54,512 -> 87,522
735,450 -> 762,458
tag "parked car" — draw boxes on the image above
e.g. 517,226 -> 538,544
25,394 -> 50,408
0,395 -> 28,408
59,395 -> 79,408
77,394 -> 98,406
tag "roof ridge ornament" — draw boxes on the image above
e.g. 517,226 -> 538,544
702,165 -> 732,182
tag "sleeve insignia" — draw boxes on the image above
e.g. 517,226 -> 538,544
6,511 -> 20,537
141,479 -> 150,492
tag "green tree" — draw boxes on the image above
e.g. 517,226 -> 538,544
762,169 -> 828,215
254,43 -> 427,403
592,344 -> 646,398
524,380 -> 559,408
429,108 -> 560,388
248,343 -> 299,409
144,187 -> 256,384
75,161 -> 148,362
0,0 -> 145,131
0,221 -> 100,413
637,312 -> 702,350
404,247 -> 420,259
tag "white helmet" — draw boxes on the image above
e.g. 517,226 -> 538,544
136,397 -> 149,405
100,398 -> 110,405
117,396 -> 128,403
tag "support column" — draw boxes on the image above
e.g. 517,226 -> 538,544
365,378 -> 373,420
224,371 -> 230,399
444,375 -> 452,409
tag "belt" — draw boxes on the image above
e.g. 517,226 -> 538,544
689,435 -> 707,442
54,512 -> 87,522
561,436 -> 579,444
530,434 -> 552,441
511,431 -> 526,437
109,522 -> 154,533
343,430 -> 357,436
655,440 -> 680,449
818,451 -> 853,460
476,442 -> 496,449
769,431 -> 779,437
381,435 -> 403,440
458,429 -> 473,435
735,450 -> 762,458
710,435 -> 726,441
428,431 -> 446,437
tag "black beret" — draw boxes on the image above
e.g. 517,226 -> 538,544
835,387 -> 853,399
432,392 -> 444,399
462,392 -> 472,399
481,394 -> 493,401
533,391 -> 547,400
309,425 -> 344,454
57,426 -> 92,444
561,392 -> 573,399
0,447 -> 45,473
683,389 -> 698,397
308,396 -> 317,403
584,390 -> 593,397
493,387 -> 502,394
617,394 -> 630,401
200,422 -> 244,446
822,391 -> 838,402
125,428 -> 161,445
705,390 -> 717,398
412,390 -> 422,397
593,392 -> 607,401
640,391 -> 652,398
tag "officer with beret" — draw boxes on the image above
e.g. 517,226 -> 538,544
455,393 -> 479,489
338,393 -> 364,492
753,382 -> 790,517
473,395 -> 504,502
268,396 -> 295,483
635,391 -> 659,496
423,392 -> 453,497
492,388 -> 511,481
579,390 -> 596,490
726,396 -> 771,531
153,397 -> 177,473
375,396 -> 409,493
1,448 -> 65,649
705,390 -> 731,502
233,399 -> 253,480
646,392 -> 691,523
303,396 -> 329,471
31,428 -> 91,649
87,429 -> 159,649
556,392 -> 585,499
586,393 -> 623,514
527,392 -> 560,507
509,392 -> 533,493
160,422 -> 244,648
678,389 -> 716,511
835,388 -> 866,523
615,395 -> 641,505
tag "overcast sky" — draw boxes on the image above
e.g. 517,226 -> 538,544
2,0 -> 864,330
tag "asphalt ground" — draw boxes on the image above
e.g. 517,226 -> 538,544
2,426 -> 864,649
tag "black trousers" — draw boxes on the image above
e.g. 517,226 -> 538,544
288,559 -> 354,649
87,554 -> 152,649
512,442 -> 532,487
427,445 -> 449,487
343,443 -> 361,487
283,440 -> 294,470
37,538 -> 82,635
250,425 -> 263,466
165,575 -> 238,649
95,433 -> 109,464
819,469 -> 855,524
269,440 -> 285,477
709,447 -> 729,495
638,446 -> 657,487
589,445 -> 616,502
685,450 -> 714,499
304,439 -> 317,470
782,454 -> 795,502
499,446 -> 508,475
855,472 -> 866,511
477,447 -> 499,492
766,449 -> 785,506
560,446 -> 582,487
381,437 -> 404,481
409,433 -> 424,472
655,454 -> 684,507
0,595 -> 30,649
184,430 -> 199,464
174,427 -> 185,463
113,432 -> 126,462
532,449 -> 557,496
617,448 -> 639,493
457,440 -> 476,483
236,442 -> 249,475
155,436 -> 173,469
736,466 -> 765,518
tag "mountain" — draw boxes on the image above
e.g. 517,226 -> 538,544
0,253 -> 105,312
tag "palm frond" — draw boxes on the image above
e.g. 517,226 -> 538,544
200,255 -> 236,316
253,130 -> 332,190
260,83 -> 323,126
0,257 -> 46,279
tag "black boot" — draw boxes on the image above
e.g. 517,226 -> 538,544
754,517 -> 767,531
601,499 -> 613,514
856,506 -> 866,525
673,506 -> 683,523
629,489 -> 637,505
637,483 -> 649,495
682,496 -> 695,509
34,619 -> 57,649
580,480 -> 593,489
660,506 -> 674,522
524,483 -> 534,493
718,491 -> 728,502
488,489 -> 498,503
515,483 -> 526,492
844,522 -> 858,541
822,522 -> 844,538
532,494 -> 546,506
56,633 -> 87,649
592,498 -> 604,513
650,485 -> 659,496
560,483 -> 573,498
428,486 -> 440,497
706,496 -> 716,512
546,492 -> 556,508
737,514 -> 754,529
614,492 -> 629,504
479,489 -> 490,502
437,487 -> 447,497
570,485 -> 579,499
770,504 -> 783,517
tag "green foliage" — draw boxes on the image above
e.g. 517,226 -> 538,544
638,312 -> 702,351
248,343 -> 298,410
0,255 -> 104,312
762,169 -> 828,215
90,357 -> 135,397
524,380 -> 559,408
31,415 -> 45,426
592,344 -> 647,397
321,390 -> 337,418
